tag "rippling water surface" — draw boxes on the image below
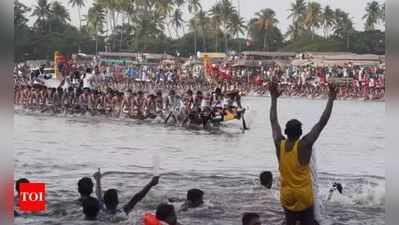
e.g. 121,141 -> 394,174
14,97 -> 385,225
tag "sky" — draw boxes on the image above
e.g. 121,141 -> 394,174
20,0 -> 385,33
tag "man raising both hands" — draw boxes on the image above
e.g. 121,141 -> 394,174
268,81 -> 337,225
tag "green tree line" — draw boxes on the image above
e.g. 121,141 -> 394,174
15,0 -> 385,62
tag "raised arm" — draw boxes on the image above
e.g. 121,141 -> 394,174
300,84 -> 337,164
269,82 -> 285,153
93,169 -> 103,203
122,176 -> 159,215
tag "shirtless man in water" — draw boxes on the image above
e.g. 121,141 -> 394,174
269,81 -> 336,225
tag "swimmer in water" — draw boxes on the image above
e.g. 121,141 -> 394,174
82,196 -> 100,221
259,171 -> 273,189
93,169 -> 160,221
77,177 -> 94,205
242,212 -> 262,225
180,188 -> 204,211
268,81 -> 337,225
15,178 -> 30,216
155,203 -> 181,225
326,182 -> 343,201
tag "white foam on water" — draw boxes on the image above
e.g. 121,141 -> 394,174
352,180 -> 385,207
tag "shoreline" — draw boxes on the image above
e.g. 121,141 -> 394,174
244,93 -> 385,102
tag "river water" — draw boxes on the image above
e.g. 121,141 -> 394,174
14,97 -> 385,225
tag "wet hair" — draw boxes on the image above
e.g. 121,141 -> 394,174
242,213 -> 260,225
77,177 -> 94,197
259,171 -> 273,189
156,203 -> 175,221
82,196 -> 100,220
187,189 -> 204,204
15,178 -> 30,193
284,119 -> 302,139
103,189 -> 119,210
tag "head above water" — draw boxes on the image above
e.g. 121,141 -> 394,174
104,189 -> 119,211
82,196 -> 100,220
156,203 -> 177,225
242,213 -> 261,225
284,119 -> 303,140
259,171 -> 273,189
15,178 -> 30,194
78,177 -> 94,198
186,188 -> 204,207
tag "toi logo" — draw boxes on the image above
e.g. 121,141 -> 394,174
19,183 -> 46,212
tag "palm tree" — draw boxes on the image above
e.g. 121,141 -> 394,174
153,0 -> 175,38
69,0 -> 85,52
304,1 -> 322,40
85,3 -> 106,54
32,0 -> 51,31
334,9 -> 354,49
321,5 -> 335,38
287,0 -> 306,40
174,0 -> 185,7
254,8 -> 278,51
227,12 -> 246,51
50,1 -> 71,26
189,17 -> 199,54
209,3 -> 222,51
210,0 -> 235,52
69,0 -> 85,30
15,0 -> 31,29
187,0 -> 201,14
171,8 -> 184,38
285,24 -> 296,40
194,9 -> 210,51
363,1 -> 380,31
155,0 -> 174,18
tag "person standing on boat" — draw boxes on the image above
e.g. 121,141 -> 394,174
268,81 -> 337,225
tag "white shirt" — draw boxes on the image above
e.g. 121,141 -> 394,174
83,73 -> 94,89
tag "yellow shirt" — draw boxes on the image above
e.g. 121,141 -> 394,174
279,139 -> 313,211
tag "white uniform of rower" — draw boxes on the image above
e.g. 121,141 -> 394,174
62,77 -> 71,91
83,72 -> 95,90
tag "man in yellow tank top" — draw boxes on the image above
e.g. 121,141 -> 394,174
268,81 -> 337,225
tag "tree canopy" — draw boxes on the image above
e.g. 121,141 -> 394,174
14,0 -> 386,62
